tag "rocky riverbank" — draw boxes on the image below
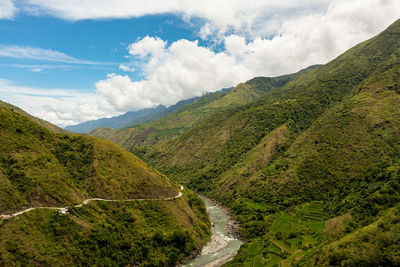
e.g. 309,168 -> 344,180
206,197 -> 243,242
182,195 -> 243,267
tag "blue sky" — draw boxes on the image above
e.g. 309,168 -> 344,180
0,0 -> 399,126
0,14 -> 198,89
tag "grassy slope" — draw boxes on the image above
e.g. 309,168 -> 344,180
0,104 -> 210,266
90,68 -> 314,153
139,19 -> 400,265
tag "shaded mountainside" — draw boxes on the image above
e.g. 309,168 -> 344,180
65,97 -> 199,133
0,104 -> 210,266
132,19 -> 400,265
90,68 -> 317,153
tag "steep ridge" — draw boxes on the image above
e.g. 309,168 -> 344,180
138,19 -> 400,265
90,67 -> 316,153
0,104 -> 210,266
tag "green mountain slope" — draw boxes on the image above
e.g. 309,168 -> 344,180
90,68 -> 316,153
302,203 -> 400,266
0,104 -> 210,266
137,19 -> 400,265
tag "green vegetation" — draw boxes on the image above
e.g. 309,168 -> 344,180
0,190 -> 210,266
302,203 -> 400,266
90,67 -> 315,153
0,103 -> 210,266
228,202 -> 326,266
0,105 -> 179,212
103,19 -> 400,265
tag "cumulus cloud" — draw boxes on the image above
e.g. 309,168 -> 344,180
0,0 -> 16,19
128,36 -> 167,58
96,37 -> 251,112
0,45 -> 104,64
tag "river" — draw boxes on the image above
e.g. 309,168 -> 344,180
183,196 -> 243,267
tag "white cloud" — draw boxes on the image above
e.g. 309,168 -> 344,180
0,45 -> 104,64
119,64 -> 135,72
224,35 -> 247,59
0,0 -> 16,19
20,0 -> 399,44
21,1 -> 332,38
0,79 -> 119,127
95,38 -> 252,112
128,36 -> 167,58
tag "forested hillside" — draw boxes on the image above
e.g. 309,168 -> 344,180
0,103 -> 210,266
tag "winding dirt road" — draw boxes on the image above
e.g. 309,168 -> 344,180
1,186 -> 184,221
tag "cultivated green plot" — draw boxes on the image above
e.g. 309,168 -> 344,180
247,240 -> 264,256
243,200 -> 267,212
230,201 -> 327,266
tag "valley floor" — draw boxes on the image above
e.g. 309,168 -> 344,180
183,196 -> 243,267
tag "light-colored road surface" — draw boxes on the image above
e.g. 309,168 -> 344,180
1,186 -> 184,221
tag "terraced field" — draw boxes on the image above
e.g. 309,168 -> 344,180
236,201 -> 326,266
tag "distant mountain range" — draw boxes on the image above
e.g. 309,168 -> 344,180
65,90 -> 230,133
